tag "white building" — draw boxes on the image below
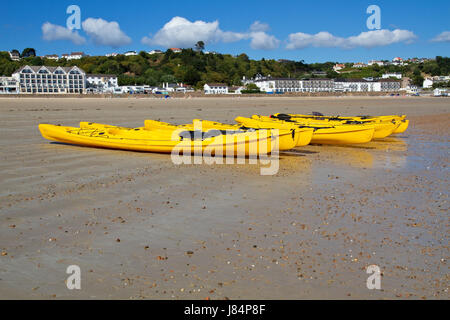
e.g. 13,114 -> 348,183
229,86 -> 245,94
12,65 -> 86,94
162,83 -> 193,93
204,83 -> 228,94
334,79 -> 376,92
105,53 -> 119,57
333,64 -> 345,72
8,51 -> 20,61
253,79 -> 276,92
353,62 -> 367,68
433,88 -> 448,96
148,50 -> 163,55
302,79 -> 334,92
169,48 -> 182,53
391,57 -> 404,65
254,78 -> 334,93
378,79 -> 402,92
61,52 -> 86,60
368,60 -> 385,66
382,73 -> 402,79
423,78 -> 434,89
254,78 -> 302,93
334,78 -> 402,92
44,54 -> 59,60
0,76 -> 19,94
86,74 -> 118,92
406,85 -> 419,94
423,76 -> 450,89
124,51 -> 137,56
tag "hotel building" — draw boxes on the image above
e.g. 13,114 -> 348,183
12,65 -> 86,94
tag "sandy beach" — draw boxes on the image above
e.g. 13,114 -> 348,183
0,96 -> 448,299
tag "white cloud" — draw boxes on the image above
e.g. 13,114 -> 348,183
431,31 -> 450,42
250,31 -> 280,50
346,29 -> 417,48
141,17 -> 280,50
218,30 -> 249,43
287,29 -> 417,49
250,21 -> 270,32
141,16 -> 248,48
286,31 -> 343,49
82,18 -> 131,47
42,22 -> 86,45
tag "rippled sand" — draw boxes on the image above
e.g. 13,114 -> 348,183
0,96 -> 448,299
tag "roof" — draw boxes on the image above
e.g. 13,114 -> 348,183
71,52 -> 85,55
205,83 -> 228,87
86,74 -> 117,78
334,78 -> 369,82
14,65 -> 85,74
303,78 -> 332,81
255,77 -> 299,81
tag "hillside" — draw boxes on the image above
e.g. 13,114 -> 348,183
0,50 -> 448,88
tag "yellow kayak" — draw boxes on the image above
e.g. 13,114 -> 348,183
269,114 -> 399,139
38,123 -> 275,156
274,113 -> 406,122
366,115 -> 409,134
236,116 -> 375,145
191,119 -> 313,147
272,113 -> 406,137
143,119 -> 300,151
393,119 -> 409,133
341,116 -> 407,135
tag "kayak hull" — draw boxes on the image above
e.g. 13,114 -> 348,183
272,113 -> 408,137
311,127 -> 375,145
145,119 -> 299,151
39,124 -> 275,156
372,121 -> 399,139
393,120 -> 409,134
236,116 -> 375,145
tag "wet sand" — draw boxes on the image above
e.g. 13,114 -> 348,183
0,96 -> 448,299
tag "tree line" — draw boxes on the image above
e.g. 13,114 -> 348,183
0,48 -> 448,89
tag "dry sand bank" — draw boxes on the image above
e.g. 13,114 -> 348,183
0,96 -> 448,299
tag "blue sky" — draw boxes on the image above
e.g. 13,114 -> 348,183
1,0 -> 449,62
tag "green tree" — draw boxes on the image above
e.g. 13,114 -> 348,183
195,41 -> 205,52
411,69 -> 424,86
139,51 -> 148,59
160,74 -> 177,84
21,48 -> 36,58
